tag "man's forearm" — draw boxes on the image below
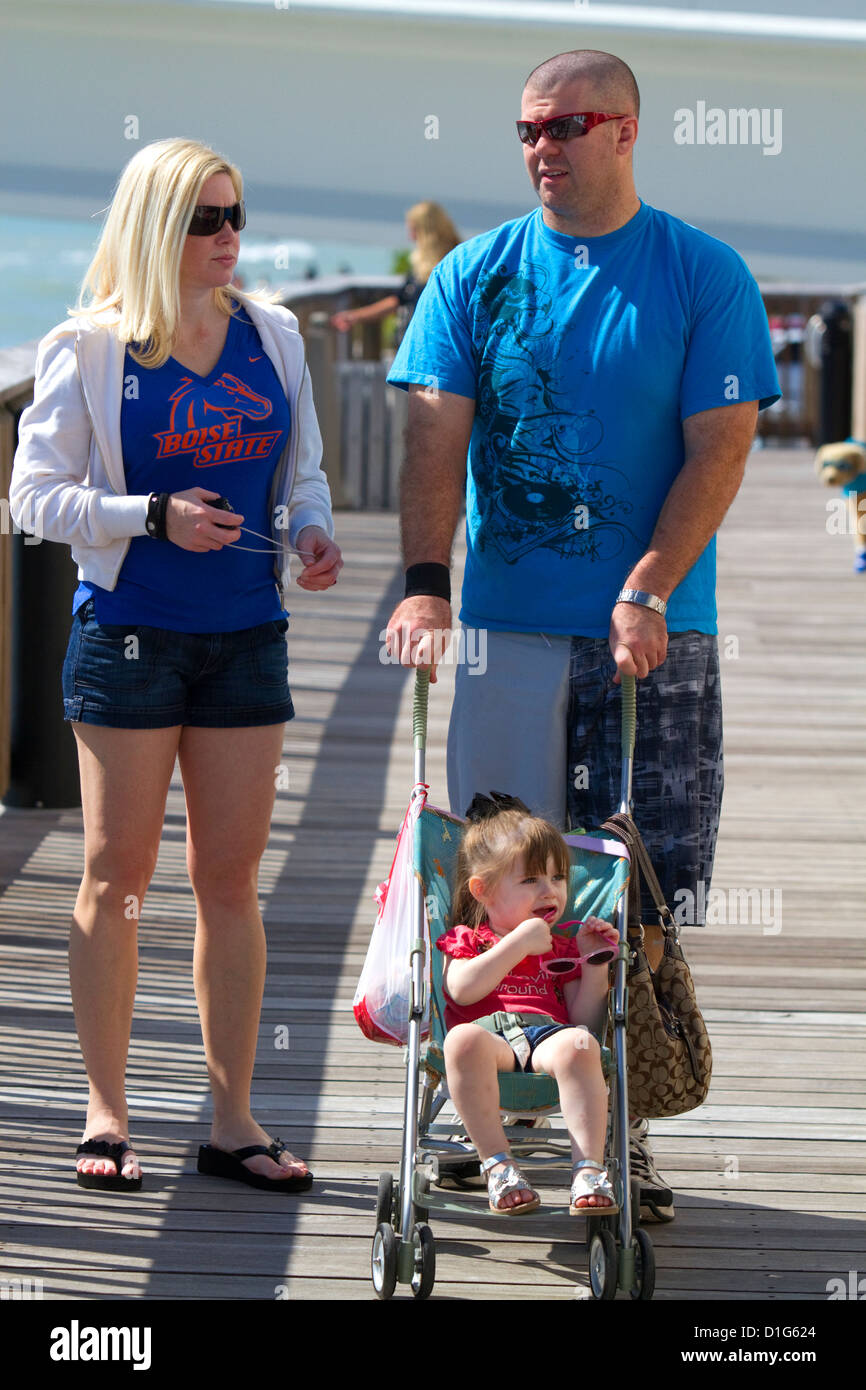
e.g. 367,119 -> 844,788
624,402 -> 757,599
400,459 -> 464,566
398,388 -> 473,567
624,450 -> 746,598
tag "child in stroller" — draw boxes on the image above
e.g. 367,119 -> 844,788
437,795 -> 620,1217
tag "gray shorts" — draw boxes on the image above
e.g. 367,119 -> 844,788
446,628 -> 723,922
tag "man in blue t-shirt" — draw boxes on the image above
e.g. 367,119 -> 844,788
385,50 -> 780,1222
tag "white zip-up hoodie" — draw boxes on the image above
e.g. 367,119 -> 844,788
9,294 -> 334,600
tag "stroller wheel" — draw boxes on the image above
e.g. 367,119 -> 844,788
588,1229 -> 618,1300
410,1223 -> 436,1300
371,1223 -> 398,1299
629,1227 -> 656,1300
375,1172 -> 394,1228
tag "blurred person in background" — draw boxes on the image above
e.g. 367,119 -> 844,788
331,200 -> 460,346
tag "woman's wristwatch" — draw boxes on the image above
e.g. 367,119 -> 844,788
615,588 -> 668,617
145,492 -> 170,541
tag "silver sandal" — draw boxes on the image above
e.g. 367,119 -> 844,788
570,1158 -> 619,1214
480,1151 -> 541,1215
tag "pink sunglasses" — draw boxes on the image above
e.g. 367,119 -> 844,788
540,920 -> 619,980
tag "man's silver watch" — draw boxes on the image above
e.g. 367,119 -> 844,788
615,588 -> 668,617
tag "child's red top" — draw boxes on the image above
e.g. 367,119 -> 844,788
436,922 -> 583,1031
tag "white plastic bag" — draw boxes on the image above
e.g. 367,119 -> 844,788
354,792 -> 430,1046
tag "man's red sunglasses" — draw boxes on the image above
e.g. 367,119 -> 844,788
516,112 -> 626,146
187,201 -> 246,237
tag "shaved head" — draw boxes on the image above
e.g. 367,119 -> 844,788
525,50 -> 640,118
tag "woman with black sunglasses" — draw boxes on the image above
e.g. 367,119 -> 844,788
10,137 -> 342,1193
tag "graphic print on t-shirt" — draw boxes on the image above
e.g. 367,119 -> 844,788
473,261 -> 640,566
154,372 -> 284,468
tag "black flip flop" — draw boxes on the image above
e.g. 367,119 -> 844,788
76,1139 -> 142,1192
197,1138 -> 313,1192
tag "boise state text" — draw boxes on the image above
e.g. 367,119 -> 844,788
154,414 -> 283,468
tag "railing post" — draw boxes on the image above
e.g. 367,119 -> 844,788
0,405 -> 15,801
852,294 -> 866,443
5,504 -> 81,809
304,309 -> 347,509
817,300 -> 853,446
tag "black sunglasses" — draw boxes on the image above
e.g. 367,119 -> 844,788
188,201 -> 246,237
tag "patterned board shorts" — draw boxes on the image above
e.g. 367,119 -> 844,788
447,629 -> 723,923
565,632 -> 723,920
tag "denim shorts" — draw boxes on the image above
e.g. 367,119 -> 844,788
61,597 -> 295,729
516,1022 -> 570,1072
472,1011 -> 600,1074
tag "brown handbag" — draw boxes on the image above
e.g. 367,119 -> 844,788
602,812 -> 712,1118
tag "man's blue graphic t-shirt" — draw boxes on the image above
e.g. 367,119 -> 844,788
387,201 -> 781,637
74,305 -> 290,632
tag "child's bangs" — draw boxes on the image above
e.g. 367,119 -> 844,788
512,818 -> 571,880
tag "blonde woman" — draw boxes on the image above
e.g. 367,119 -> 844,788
10,138 -> 342,1193
330,200 -> 460,343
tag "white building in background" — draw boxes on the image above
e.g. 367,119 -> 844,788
0,0 -> 864,282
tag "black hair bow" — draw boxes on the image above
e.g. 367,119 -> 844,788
464,790 -> 532,823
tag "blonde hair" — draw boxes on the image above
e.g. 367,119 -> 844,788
74,137 -> 272,368
451,808 -> 571,932
406,200 -> 460,282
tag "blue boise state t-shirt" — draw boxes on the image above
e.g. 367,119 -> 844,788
74,305 -> 290,632
387,200 -> 781,637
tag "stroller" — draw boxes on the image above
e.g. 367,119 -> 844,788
365,669 -> 655,1300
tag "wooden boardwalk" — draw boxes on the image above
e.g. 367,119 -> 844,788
1,445 -> 864,1302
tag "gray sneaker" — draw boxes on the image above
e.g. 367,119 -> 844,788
629,1117 -> 675,1223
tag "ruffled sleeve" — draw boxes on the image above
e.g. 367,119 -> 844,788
436,924 -> 488,959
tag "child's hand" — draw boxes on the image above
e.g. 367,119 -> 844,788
515,916 -> 554,956
576,916 -> 618,957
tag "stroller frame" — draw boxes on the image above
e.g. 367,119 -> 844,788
370,670 -> 655,1300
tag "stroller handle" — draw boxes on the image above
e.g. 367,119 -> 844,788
620,673 -> 636,761
413,668 -> 430,752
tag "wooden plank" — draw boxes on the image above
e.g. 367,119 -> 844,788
337,364 -> 363,508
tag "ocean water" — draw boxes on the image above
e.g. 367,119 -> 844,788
0,212 -> 398,349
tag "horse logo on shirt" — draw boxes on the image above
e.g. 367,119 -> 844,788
154,373 -> 283,467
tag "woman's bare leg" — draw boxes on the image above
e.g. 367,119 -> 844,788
70,723 -> 182,1179
178,722 -> 306,1181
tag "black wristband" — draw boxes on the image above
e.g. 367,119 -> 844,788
146,492 -> 170,541
404,562 -> 451,601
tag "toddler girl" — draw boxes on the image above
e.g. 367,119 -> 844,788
437,797 -> 618,1216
